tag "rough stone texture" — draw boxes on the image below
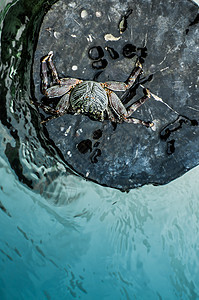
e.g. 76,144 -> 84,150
32,0 -> 199,190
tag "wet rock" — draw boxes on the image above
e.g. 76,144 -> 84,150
105,47 -> 119,59
91,58 -> 108,69
88,46 -> 104,60
118,8 -> 133,34
77,139 -> 92,154
32,0 -> 199,190
93,129 -> 102,139
122,44 -> 137,58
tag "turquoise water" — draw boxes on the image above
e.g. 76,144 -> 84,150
0,0 -> 199,299
1,140 -> 199,299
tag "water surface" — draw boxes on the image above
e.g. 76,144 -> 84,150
0,0 -> 199,299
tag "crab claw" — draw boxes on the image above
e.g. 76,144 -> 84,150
144,88 -> 151,98
48,50 -> 53,57
136,60 -> 142,69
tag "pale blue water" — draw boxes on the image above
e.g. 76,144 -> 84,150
0,0 -> 199,299
1,140 -> 199,299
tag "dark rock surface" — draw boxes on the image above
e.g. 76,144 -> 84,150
32,0 -> 199,190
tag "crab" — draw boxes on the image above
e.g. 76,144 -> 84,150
40,51 -> 153,127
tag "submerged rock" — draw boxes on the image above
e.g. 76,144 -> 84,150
32,0 -> 199,190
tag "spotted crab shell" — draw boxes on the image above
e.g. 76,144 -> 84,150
70,81 -> 108,116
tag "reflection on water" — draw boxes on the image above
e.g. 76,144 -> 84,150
1,146 -> 199,299
0,0 -> 199,299
0,0 -> 74,198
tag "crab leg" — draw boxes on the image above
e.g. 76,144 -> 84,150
107,89 -> 153,127
47,51 -> 60,84
126,61 -> 143,88
55,93 -> 70,114
41,51 -> 61,94
40,116 -> 58,124
33,100 -> 58,114
106,107 -> 118,123
123,117 -> 153,127
41,54 -> 49,93
102,61 -> 143,91
42,51 -> 83,98
125,88 -> 151,117
34,94 -> 70,123
36,93 -> 71,115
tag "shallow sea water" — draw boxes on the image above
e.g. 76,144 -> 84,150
0,0 -> 199,299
